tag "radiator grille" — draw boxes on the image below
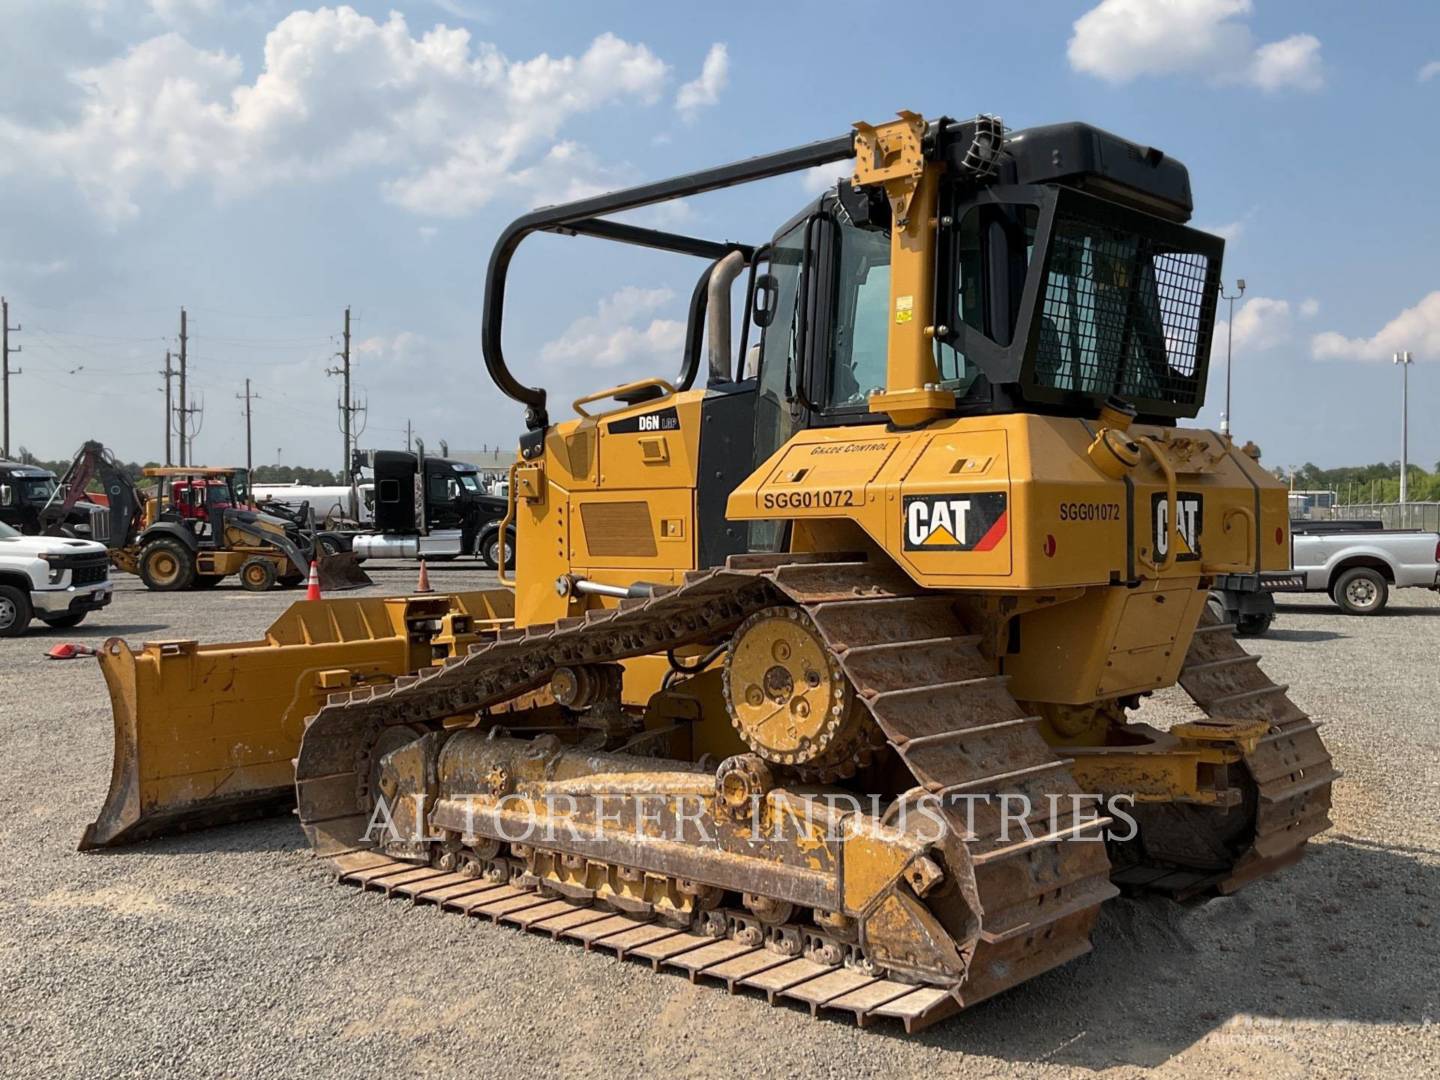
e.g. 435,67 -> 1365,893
72,561 -> 109,586
579,501 -> 657,558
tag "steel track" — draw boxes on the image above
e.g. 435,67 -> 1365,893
1111,609 -> 1338,897
296,555 -> 1122,1026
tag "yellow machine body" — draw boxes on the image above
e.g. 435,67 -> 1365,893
513,391 -> 1287,708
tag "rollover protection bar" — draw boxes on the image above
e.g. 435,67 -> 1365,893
481,132 -> 856,430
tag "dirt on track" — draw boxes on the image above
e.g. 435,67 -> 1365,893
1,565 -> 1436,1079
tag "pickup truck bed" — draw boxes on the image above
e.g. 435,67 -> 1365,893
1282,527 -> 1440,614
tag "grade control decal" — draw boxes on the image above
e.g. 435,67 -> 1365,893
903,492 -> 1008,552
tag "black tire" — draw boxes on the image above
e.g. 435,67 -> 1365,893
40,611 -> 87,629
318,537 -> 342,557
139,537 -> 196,591
193,574 -> 225,589
238,556 -> 278,592
1205,591 -> 1230,626
1332,567 -> 1388,615
481,529 -> 515,571
1235,611 -> 1274,636
0,584 -> 32,637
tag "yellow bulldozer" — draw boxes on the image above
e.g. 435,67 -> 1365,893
82,112 -> 1334,1032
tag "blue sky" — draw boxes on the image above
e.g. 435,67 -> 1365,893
1,0 -> 1437,477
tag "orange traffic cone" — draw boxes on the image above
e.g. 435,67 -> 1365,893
305,560 -> 323,601
45,642 -> 97,660
415,557 -> 433,594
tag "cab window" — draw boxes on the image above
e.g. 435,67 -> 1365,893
753,220 -> 807,463
938,203 -> 1037,394
824,223 -> 890,409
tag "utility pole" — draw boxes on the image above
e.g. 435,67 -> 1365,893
2,297 -> 21,459
160,350 -> 174,465
236,378 -> 259,474
326,306 -> 355,477
1219,279 -> 1245,437
341,305 -> 351,475
1395,351 -> 1413,507
177,307 -> 189,466
178,393 -> 204,464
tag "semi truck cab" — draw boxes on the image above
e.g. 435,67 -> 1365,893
0,460 -> 110,541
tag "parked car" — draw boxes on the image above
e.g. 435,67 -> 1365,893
0,520 -> 113,635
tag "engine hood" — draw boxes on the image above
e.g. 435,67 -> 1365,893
0,535 -> 108,559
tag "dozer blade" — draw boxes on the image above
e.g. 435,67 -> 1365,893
79,589 -> 512,850
317,551 -> 372,591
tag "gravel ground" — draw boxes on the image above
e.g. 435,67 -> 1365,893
1,565 -> 1437,1078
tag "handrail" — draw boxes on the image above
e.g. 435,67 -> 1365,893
572,378 -> 676,419
482,133 -> 856,431
495,461 -> 519,588
1136,436 -> 1178,574
1207,505 -> 1256,573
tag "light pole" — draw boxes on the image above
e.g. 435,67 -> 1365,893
1395,351 -> 1413,506
1219,279 -> 1246,436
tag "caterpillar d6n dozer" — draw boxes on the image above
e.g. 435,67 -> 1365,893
82,112 -> 1335,1032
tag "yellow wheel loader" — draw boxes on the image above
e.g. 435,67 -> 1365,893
82,112 -> 1334,1032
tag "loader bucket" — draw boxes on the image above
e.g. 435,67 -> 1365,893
316,550 -> 372,592
80,589 -> 514,850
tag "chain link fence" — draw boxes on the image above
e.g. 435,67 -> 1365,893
1328,502 -> 1440,531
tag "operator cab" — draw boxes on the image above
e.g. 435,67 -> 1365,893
738,120 -> 1221,467
484,115 -> 1225,569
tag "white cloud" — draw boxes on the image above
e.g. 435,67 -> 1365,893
540,287 -> 686,371
1311,292 -> 1440,362
148,0 -> 220,23
675,43 -> 728,118
1249,33 -> 1322,92
1299,297 -> 1320,318
430,0 -> 489,21
1420,60 -> 1440,83
1201,219 -> 1245,241
1068,0 -> 1323,91
801,163 -> 847,195
0,7 -> 672,221
1222,296 -> 1293,352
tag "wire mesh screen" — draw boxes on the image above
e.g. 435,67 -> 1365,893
1033,208 -> 1213,408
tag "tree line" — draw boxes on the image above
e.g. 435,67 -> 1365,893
1282,461 -> 1440,503
7,447 -> 343,486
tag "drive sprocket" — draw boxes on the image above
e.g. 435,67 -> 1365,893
721,605 -> 876,778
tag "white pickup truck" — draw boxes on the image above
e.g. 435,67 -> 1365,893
1289,521 -> 1440,615
0,521 -> 114,635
